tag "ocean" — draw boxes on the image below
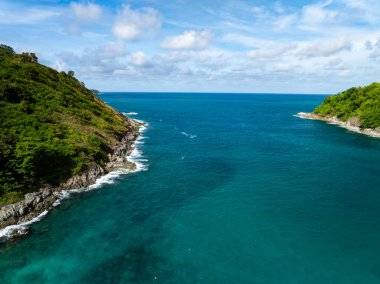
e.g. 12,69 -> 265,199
1,93 -> 380,283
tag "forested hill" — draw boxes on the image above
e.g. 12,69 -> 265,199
313,83 -> 380,128
0,44 -> 128,204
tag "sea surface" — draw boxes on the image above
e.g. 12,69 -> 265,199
1,93 -> 380,283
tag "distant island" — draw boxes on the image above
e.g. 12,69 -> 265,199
90,89 -> 101,95
297,83 -> 380,138
0,45 -> 144,239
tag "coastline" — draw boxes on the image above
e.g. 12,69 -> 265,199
0,117 -> 147,242
296,112 -> 380,138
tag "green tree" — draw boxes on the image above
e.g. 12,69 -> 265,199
0,44 -> 128,204
0,44 -> 15,54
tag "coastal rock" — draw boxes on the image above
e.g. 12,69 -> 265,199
0,189 -> 57,231
60,163 -> 105,189
296,112 -> 380,138
0,118 -> 145,241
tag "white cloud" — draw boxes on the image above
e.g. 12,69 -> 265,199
113,5 -> 161,41
221,33 -> 270,48
56,42 -> 129,77
325,58 -> 347,70
9,0 -> 380,93
274,2 -> 286,14
298,38 -> 352,57
300,0 -> 338,28
367,38 -> 380,59
247,45 -> 295,61
131,51 -> 151,67
70,2 -> 102,22
343,0 -> 368,9
0,4 -> 60,24
338,70 -> 353,77
342,0 -> 380,23
365,40 -> 373,50
271,63 -> 296,73
53,60 -> 66,72
273,14 -> 297,30
162,30 -> 213,50
100,42 -> 127,58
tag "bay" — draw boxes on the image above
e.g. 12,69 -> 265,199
1,93 -> 380,283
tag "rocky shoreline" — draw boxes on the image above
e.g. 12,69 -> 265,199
0,118 -> 145,241
296,112 -> 380,138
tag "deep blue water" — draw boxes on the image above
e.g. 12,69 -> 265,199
1,93 -> 380,283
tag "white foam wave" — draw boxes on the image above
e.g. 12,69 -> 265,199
51,171 -> 129,206
0,120 -> 149,241
181,132 -> 197,138
127,147 -> 148,172
125,122 -> 149,172
134,118 -> 146,125
122,112 -> 138,116
293,113 -> 314,120
0,211 -> 48,241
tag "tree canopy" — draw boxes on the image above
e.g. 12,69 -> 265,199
0,45 -> 127,205
313,83 -> 380,128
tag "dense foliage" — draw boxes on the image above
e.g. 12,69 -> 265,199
314,83 -> 380,128
0,45 -> 127,203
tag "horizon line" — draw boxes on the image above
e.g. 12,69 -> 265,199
97,91 -> 332,96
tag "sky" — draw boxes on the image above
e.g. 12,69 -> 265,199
1,0 -> 380,93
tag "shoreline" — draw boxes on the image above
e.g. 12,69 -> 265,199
0,118 -> 148,242
296,112 -> 380,139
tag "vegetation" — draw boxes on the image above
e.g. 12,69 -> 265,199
90,89 -> 101,95
314,83 -> 380,128
0,44 -> 127,205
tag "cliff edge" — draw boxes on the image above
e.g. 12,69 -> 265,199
0,44 -> 144,238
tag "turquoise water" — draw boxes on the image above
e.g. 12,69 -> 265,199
1,93 -> 380,283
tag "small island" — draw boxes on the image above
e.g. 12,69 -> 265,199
297,83 -> 380,138
0,45 -> 144,239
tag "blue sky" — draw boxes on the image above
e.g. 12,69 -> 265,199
1,0 -> 380,93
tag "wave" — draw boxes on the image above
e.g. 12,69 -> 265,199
123,111 -> 139,115
51,170 -> 135,207
0,211 -> 48,241
0,120 -> 149,241
127,147 -> 149,172
180,131 -> 197,139
293,113 -> 313,120
58,121 -> 149,196
122,112 -> 138,116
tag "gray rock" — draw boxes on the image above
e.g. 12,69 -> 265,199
0,118 -> 145,240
